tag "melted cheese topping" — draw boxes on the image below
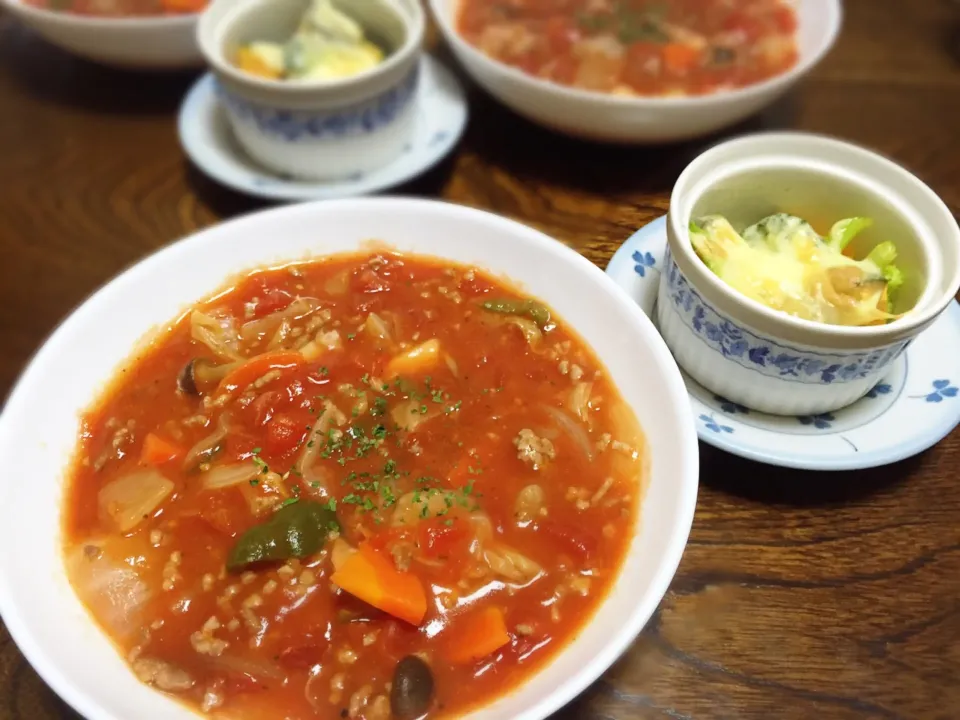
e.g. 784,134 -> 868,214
238,0 -> 384,81
691,214 -> 898,327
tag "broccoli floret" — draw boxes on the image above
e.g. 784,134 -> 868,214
741,213 -> 820,253
882,264 -> 904,292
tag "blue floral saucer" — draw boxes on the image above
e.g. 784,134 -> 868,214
606,215 -> 960,470
177,55 -> 467,202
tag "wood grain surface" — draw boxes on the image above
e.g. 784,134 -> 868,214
2,0 -> 960,718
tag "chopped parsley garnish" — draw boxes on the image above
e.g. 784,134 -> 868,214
370,396 -> 388,417
250,447 -> 269,474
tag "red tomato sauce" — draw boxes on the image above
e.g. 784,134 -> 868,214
458,0 -> 799,96
63,252 -> 645,719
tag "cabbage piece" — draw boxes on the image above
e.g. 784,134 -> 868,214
298,0 -> 365,43
864,241 -> 902,287
191,311 -> 241,362
66,541 -> 152,642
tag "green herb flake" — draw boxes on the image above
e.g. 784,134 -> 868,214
371,397 -> 388,417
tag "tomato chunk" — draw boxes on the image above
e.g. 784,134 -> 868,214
197,490 -> 252,537
418,518 -> 471,560
263,413 -> 307,456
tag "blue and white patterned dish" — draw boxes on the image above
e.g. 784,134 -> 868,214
215,65 -> 421,143
607,215 -> 960,470
660,245 -> 906,386
177,55 -> 467,202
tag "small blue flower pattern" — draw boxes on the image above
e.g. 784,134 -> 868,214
664,248 -> 907,385
632,250 -> 657,278
914,379 -> 958,403
715,396 -> 750,414
700,413 -> 734,434
217,67 -> 419,142
865,383 -> 893,399
798,413 -> 836,430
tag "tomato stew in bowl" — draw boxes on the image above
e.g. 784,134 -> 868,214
24,0 -> 206,17
457,0 -> 799,97
65,251 -> 644,718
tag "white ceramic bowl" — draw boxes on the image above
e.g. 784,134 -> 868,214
0,0 -> 202,69
197,0 -> 425,181
429,0 -> 841,143
660,132 -> 960,416
0,198 -> 698,720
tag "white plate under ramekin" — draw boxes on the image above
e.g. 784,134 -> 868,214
178,56 -> 468,201
0,198 -> 698,720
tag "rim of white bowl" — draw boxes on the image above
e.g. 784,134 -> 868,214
667,131 -> 960,343
429,0 -> 842,108
197,0 -> 425,93
0,0 -> 198,27
0,197 -> 699,720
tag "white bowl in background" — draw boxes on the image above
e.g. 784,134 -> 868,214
0,0 -> 203,69
0,198 -> 698,720
197,0 -> 425,181
660,132 -> 960,416
429,0 -> 841,143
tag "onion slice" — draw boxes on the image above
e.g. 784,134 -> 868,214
98,470 -> 174,532
294,401 -> 347,492
543,405 -> 594,461
506,317 -> 542,346
567,382 -> 594,424
201,462 -> 260,490
183,415 -> 231,470
240,298 -> 321,343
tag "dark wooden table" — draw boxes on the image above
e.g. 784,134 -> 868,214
2,0 -> 959,718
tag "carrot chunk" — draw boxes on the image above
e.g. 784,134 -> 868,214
330,543 -> 427,626
217,351 -> 304,394
662,43 -> 700,73
445,606 -> 511,664
235,47 -> 283,80
141,433 -> 183,466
